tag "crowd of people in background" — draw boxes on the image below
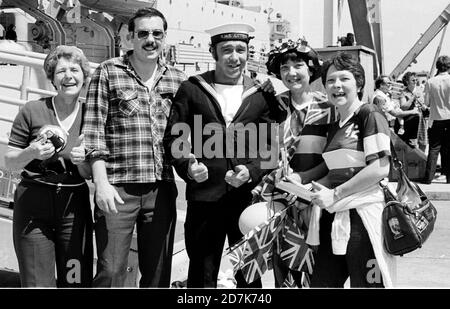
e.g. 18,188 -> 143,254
371,57 -> 450,184
3,6 -> 450,289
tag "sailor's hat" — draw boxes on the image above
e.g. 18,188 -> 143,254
205,23 -> 255,45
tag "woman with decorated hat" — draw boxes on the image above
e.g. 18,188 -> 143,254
5,45 -> 93,287
262,38 -> 338,287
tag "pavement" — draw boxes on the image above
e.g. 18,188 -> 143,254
170,175 -> 450,288
1,175 -> 448,288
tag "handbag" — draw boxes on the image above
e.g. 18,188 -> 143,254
380,143 -> 437,256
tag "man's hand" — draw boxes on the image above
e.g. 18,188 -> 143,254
95,181 -> 124,214
70,134 -> 86,165
225,165 -> 250,188
187,153 -> 208,183
256,78 -> 275,94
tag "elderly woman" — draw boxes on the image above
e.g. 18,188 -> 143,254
309,52 -> 396,287
260,39 -> 337,287
4,45 -> 93,287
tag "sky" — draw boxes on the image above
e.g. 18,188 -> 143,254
247,0 -> 450,74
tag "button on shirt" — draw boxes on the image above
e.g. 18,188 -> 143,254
82,51 -> 187,184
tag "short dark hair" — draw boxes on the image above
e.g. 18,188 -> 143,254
401,71 -> 416,86
436,55 -> 450,73
271,50 -> 321,83
375,74 -> 391,90
128,7 -> 168,33
321,52 -> 365,100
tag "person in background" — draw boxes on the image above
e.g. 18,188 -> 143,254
4,45 -> 93,287
0,23 -> 5,39
422,55 -> 450,184
82,7 -> 187,287
5,24 -> 17,42
164,22 -> 280,288
396,72 -> 427,149
309,52 -> 396,288
372,75 -> 419,129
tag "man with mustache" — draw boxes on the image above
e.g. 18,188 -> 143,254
82,8 -> 187,287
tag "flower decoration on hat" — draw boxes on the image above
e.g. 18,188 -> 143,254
266,37 -> 323,82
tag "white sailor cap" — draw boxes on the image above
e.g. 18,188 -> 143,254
205,23 -> 255,45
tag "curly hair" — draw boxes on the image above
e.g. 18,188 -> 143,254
321,52 -> 365,100
43,45 -> 90,82
266,39 -> 322,82
401,71 -> 416,87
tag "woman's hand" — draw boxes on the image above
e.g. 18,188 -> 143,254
30,139 -> 55,160
310,181 -> 335,209
70,134 -> 86,165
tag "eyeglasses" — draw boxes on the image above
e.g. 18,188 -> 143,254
135,29 -> 165,40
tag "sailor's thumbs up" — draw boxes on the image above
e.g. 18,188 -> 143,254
187,153 -> 208,183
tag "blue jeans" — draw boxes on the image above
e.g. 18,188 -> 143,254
13,179 -> 93,287
93,181 -> 177,287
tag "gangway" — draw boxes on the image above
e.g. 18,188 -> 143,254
390,3 -> 450,80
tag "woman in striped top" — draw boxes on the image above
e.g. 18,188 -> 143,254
308,52 -> 397,288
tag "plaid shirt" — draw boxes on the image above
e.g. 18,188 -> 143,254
83,51 -> 187,184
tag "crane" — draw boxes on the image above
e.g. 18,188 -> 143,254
389,3 -> 450,80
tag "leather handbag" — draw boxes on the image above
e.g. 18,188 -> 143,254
380,144 -> 438,256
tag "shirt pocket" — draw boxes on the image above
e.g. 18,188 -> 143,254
116,89 -> 141,117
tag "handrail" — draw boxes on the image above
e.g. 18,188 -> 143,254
0,115 -> 14,123
0,81 -> 56,97
0,47 -> 47,59
0,48 -> 99,71
0,96 -> 27,107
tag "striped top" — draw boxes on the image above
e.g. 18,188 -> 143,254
322,103 -> 391,188
278,91 -> 338,173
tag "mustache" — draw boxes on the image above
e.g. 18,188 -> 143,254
142,42 -> 156,49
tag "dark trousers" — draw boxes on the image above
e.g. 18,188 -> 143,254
310,209 -> 384,288
395,116 -> 419,148
424,119 -> 450,183
13,180 -> 93,287
184,190 -> 262,288
93,181 -> 177,288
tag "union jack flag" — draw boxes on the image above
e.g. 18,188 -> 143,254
279,217 -> 315,274
226,209 -> 285,284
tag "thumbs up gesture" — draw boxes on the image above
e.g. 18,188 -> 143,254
310,181 -> 335,209
187,153 -> 208,183
70,134 -> 86,165
225,165 -> 250,188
